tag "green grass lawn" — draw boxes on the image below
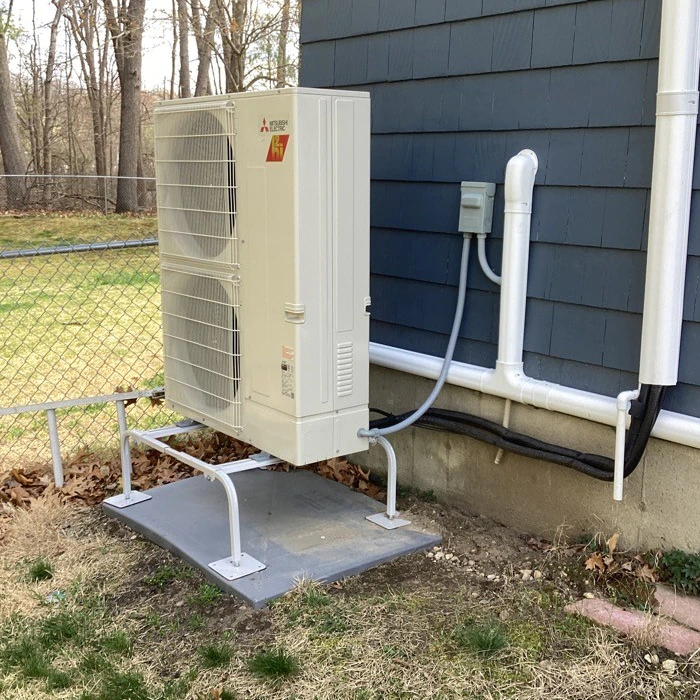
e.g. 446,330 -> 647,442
0,214 -> 174,469
1,501 -> 697,700
0,213 -> 157,249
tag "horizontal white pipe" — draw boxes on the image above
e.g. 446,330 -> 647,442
369,342 -> 700,451
639,0 -> 700,385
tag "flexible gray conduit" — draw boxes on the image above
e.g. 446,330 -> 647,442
360,235 -> 471,438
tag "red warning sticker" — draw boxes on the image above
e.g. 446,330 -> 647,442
266,134 -> 290,162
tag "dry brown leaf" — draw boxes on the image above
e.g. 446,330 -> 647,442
607,532 -> 620,555
585,553 -> 605,572
637,564 -> 657,583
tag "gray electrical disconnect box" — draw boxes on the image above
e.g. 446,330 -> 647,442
458,182 -> 496,235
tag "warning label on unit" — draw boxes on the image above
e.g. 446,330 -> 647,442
281,345 -> 295,399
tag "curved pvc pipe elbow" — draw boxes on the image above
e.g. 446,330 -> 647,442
504,149 -> 538,214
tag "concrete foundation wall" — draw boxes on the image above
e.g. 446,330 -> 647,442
354,366 -> 700,551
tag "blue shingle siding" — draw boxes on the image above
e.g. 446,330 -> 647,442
300,0 -> 700,418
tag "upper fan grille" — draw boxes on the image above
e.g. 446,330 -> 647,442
154,104 -> 238,266
161,264 -> 241,430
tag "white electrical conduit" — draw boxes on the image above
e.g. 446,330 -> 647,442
477,234 -> 502,285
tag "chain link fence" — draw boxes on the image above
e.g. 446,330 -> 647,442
0,174 -> 157,214
0,177 -> 176,471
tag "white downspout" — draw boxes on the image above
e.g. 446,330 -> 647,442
639,0 -> 700,386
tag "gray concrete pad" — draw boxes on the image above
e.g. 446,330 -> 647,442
103,470 -> 440,607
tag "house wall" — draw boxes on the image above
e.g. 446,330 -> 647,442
299,0 -> 700,548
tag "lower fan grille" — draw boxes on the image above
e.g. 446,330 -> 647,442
161,264 -> 241,430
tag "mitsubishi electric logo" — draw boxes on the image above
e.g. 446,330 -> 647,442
260,117 -> 289,133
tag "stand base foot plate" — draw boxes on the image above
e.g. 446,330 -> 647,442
366,512 -> 412,530
209,553 -> 266,581
103,491 -> 152,509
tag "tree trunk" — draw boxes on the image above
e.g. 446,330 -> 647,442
42,0 -> 65,177
0,27 -> 28,207
65,0 -> 108,179
115,64 -> 141,211
215,0 -> 247,93
103,0 -> 146,213
191,0 -> 215,96
275,0 -> 291,88
170,0 -> 177,99
177,0 -> 191,97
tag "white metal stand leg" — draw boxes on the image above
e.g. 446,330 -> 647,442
103,400 -> 152,509
207,470 -> 266,580
366,436 -> 411,530
103,419 -> 279,581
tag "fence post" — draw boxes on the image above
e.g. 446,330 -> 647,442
46,408 -> 64,488
103,176 -> 108,215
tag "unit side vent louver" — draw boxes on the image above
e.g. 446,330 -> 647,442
161,263 -> 241,429
155,105 -> 237,265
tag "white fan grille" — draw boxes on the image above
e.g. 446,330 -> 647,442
154,103 -> 238,266
161,264 -> 242,430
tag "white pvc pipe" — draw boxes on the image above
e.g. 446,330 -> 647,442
614,389 -> 640,501
639,0 -> 700,385
369,342 -> 700,451
494,398 -> 511,465
496,150 -> 538,369
477,235 -> 501,285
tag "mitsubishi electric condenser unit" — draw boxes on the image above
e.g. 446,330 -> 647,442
153,88 -> 371,465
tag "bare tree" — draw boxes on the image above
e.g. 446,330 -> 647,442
64,0 -> 111,179
41,0 -> 66,175
177,0 -> 191,96
275,0 -> 290,88
0,1 -> 28,207
102,0 -> 146,213
190,0 -> 216,96
200,0 -> 294,94
170,0 -> 177,98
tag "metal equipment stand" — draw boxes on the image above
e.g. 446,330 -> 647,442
365,436 -> 411,530
104,414 -> 281,581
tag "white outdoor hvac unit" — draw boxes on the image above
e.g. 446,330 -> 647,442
153,88 -> 371,466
